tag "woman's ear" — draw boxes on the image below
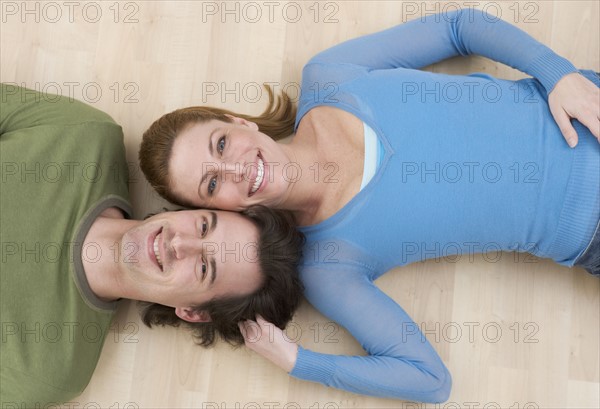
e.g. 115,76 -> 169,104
175,307 -> 211,323
224,114 -> 259,131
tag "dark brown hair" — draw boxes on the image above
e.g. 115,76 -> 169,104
139,84 -> 296,207
139,205 -> 304,347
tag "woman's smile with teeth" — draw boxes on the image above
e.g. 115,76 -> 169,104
153,232 -> 163,269
250,156 -> 264,195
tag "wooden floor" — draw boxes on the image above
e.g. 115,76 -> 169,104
2,1 -> 599,407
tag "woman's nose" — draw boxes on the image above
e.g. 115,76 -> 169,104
221,161 -> 245,183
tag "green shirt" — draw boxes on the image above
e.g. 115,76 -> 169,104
1,84 -> 131,405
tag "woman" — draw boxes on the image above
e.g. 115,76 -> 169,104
139,9 -> 600,403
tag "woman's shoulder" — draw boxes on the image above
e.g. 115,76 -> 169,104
303,105 -> 356,122
299,58 -> 368,95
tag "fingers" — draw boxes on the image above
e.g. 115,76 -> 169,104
548,72 -> 600,147
255,315 -> 267,325
238,318 -> 298,372
554,109 -> 579,148
238,319 -> 262,345
579,81 -> 600,141
561,107 -> 600,145
578,113 -> 600,142
237,321 -> 248,337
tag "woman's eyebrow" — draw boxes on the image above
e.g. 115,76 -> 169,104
208,127 -> 217,156
196,129 -> 221,199
197,173 -> 210,199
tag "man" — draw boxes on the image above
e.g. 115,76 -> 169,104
0,84 -> 304,405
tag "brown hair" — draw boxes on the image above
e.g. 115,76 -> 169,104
139,205 -> 305,347
139,84 -> 297,206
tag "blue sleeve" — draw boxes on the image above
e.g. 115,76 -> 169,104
306,8 -> 577,94
290,263 -> 451,403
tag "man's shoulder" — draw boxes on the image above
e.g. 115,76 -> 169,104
1,83 -> 121,133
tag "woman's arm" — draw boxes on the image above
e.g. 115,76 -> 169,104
307,8 -> 576,95
240,264 -> 451,403
304,9 -> 599,147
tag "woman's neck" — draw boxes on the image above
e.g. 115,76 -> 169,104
277,107 -> 365,226
277,129 -> 329,224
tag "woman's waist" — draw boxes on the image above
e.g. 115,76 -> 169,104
302,147 -> 598,269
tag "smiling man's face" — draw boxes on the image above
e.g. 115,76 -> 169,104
117,209 -> 262,314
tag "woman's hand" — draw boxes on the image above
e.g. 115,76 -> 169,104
548,72 -> 600,147
238,316 -> 298,373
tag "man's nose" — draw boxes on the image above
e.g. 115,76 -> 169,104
170,233 -> 220,262
170,233 -> 204,260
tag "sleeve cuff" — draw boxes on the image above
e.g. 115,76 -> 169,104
526,46 -> 579,94
289,346 -> 337,385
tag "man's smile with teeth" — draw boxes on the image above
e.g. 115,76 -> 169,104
153,231 -> 163,269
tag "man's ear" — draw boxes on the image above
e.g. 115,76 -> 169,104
175,307 -> 211,323
224,114 -> 258,131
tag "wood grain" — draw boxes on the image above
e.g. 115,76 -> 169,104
1,1 -> 598,407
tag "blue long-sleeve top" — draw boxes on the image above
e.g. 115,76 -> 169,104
289,9 -> 600,403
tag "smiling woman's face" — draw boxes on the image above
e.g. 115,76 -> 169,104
118,208 -> 262,309
168,117 -> 291,211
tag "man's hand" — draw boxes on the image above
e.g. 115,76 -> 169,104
548,72 -> 600,147
238,315 -> 299,373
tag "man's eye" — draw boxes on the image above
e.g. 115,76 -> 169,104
217,136 -> 226,154
208,177 -> 217,195
200,218 -> 208,237
196,258 -> 207,281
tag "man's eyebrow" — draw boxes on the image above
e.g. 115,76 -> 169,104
196,128 -> 220,200
210,258 -> 217,286
209,211 -> 217,286
209,211 -> 217,233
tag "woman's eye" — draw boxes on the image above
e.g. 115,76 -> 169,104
201,258 -> 207,277
217,136 -> 226,154
208,176 -> 217,195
